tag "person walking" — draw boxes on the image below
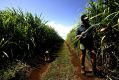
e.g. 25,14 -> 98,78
76,14 -> 96,74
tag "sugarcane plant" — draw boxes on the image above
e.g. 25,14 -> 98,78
85,0 -> 119,79
67,0 -> 119,79
0,8 -> 64,79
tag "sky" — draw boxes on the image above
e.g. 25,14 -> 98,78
0,0 -> 88,39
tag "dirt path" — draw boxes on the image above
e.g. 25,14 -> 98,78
43,43 -> 75,80
28,63 -> 50,80
66,42 -> 94,80
28,42 -> 105,80
65,42 -> 83,80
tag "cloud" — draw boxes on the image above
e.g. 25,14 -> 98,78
47,21 -> 72,39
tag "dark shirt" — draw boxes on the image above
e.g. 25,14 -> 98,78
76,24 -> 93,48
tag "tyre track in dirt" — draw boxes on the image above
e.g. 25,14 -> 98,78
28,63 -> 50,80
65,42 -> 85,80
28,42 -> 105,80
43,43 -> 75,80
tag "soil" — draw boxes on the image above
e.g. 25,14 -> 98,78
28,42 -> 105,80
28,63 -> 50,80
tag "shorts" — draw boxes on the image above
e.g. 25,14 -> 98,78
80,43 -> 95,59
80,43 -> 85,50
80,42 -> 94,50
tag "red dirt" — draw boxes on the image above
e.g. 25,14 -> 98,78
28,63 -> 50,80
65,42 -> 83,80
66,41 -> 105,80
28,41 -> 105,80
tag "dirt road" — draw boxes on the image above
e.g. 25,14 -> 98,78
28,42 -> 105,80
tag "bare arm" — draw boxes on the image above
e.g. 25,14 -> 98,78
76,32 -> 85,39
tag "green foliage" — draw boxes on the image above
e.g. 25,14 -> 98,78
0,8 -> 64,79
86,0 -> 119,26
66,26 -> 80,57
66,27 -> 78,47
85,0 -> 119,79
67,0 -> 119,79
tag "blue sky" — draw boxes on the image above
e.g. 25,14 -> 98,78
0,0 -> 88,39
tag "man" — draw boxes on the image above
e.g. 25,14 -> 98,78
76,14 -> 96,74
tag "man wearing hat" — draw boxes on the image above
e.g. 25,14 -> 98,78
76,14 -> 96,74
